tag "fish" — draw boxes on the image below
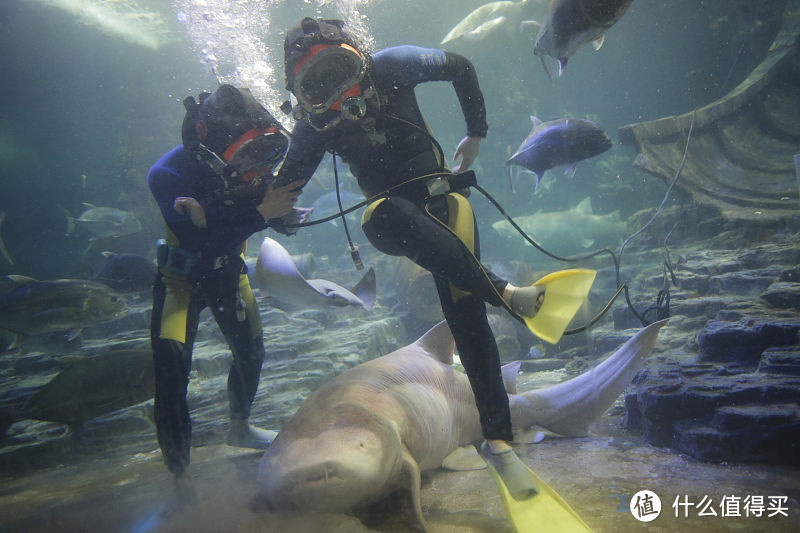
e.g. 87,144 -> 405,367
256,319 -> 668,530
492,197 -> 627,256
255,237 -> 376,312
0,212 -> 12,265
24,349 -> 154,428
37,0 -> 173,50
440,0 -> 543,45
0,276 -> 128,350
92,251 -> 157,293
534,0 -> 634,77
507,116 -> 612,189
60,203 -> 142,240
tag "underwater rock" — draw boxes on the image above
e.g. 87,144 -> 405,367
626,338 -> 800,466
673,404 -> 800,466
757,346 -> 800,375
592,329 -> 635,356
778,266 -> 800,282
698,318 -> 800,367
618,2 -> 800,222
761,281 -> 800,309
707,267 -> 782,296
519,358 -> 566,372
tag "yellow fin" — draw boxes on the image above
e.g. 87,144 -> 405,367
523,269 -> 596,344
484,451 -> 592,532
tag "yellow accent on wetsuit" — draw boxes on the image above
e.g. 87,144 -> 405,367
444,192 -> 475,303
157,225 -> 259,342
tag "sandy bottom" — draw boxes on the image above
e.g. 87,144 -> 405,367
2,409 -> 798,533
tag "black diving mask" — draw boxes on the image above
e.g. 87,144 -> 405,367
292,43 -> 365,114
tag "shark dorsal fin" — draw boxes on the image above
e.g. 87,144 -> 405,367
501,361 -> 521,395
576,197 -> 593,214
416,321 -> 455,365
530,115 -> 543,129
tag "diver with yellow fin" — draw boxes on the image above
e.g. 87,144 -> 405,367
274,17 -> 594,531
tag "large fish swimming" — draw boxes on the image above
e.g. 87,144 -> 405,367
35,0 -> 173,50
256,319 -> 668,530
0,276 -> 128,349
440,0 -> 543,45
255,237 -> 376,312
28,349 -> 153,426
92,251 -> 157,293
507,116 -> 612,189
60,203 -> 142,240
492,197 -> 627,256
534,0 -> 634,77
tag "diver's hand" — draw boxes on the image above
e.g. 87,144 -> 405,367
270,206 -> 313,236
256,179 -> 304,221
452,136 -> 481,173
174,197 -> 207,228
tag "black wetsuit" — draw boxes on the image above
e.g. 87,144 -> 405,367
279,46 -> 513,441
147,145 -> 269,474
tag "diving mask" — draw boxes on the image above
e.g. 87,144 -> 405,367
292,43 -> 365,115
196,126 -> 288,183
222,126 -> 288,181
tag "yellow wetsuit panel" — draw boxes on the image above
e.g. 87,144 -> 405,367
445,192 -> 475,302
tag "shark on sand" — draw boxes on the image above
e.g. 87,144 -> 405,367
256,319 -> 668,530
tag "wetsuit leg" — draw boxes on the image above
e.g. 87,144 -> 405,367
151,272 -> 202,475
202,265 -> 265,422
362,195 -> 506,305
362,195 -> 513,441
435,277 -> 513,441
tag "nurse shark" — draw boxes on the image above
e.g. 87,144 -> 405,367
256,319 -> 668,530
492,197 -> 627,257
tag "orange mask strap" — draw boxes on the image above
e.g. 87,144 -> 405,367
222,126 -> 278,163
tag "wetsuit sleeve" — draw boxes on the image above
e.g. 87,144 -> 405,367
147,157 -> 266,254
275,120 -> 329,188
373,46 -> 489,138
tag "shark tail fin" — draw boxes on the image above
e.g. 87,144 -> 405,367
351,267 -> 377,310
58,205 -> 76,236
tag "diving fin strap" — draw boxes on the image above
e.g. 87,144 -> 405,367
523,269 -> 597,345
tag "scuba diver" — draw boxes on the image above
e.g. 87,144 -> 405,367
147,84 -> 306,500
275,17 -> 592,530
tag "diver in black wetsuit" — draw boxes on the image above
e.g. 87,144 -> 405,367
147,84 -> 306,498
277,18 -> 544,458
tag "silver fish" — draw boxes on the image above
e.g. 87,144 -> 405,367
60,203 -> 142,240
0,276 -> 128,349
534,0 -> 633,77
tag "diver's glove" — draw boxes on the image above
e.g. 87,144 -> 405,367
509,285 -> 546,318
269,206 -> 314,236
